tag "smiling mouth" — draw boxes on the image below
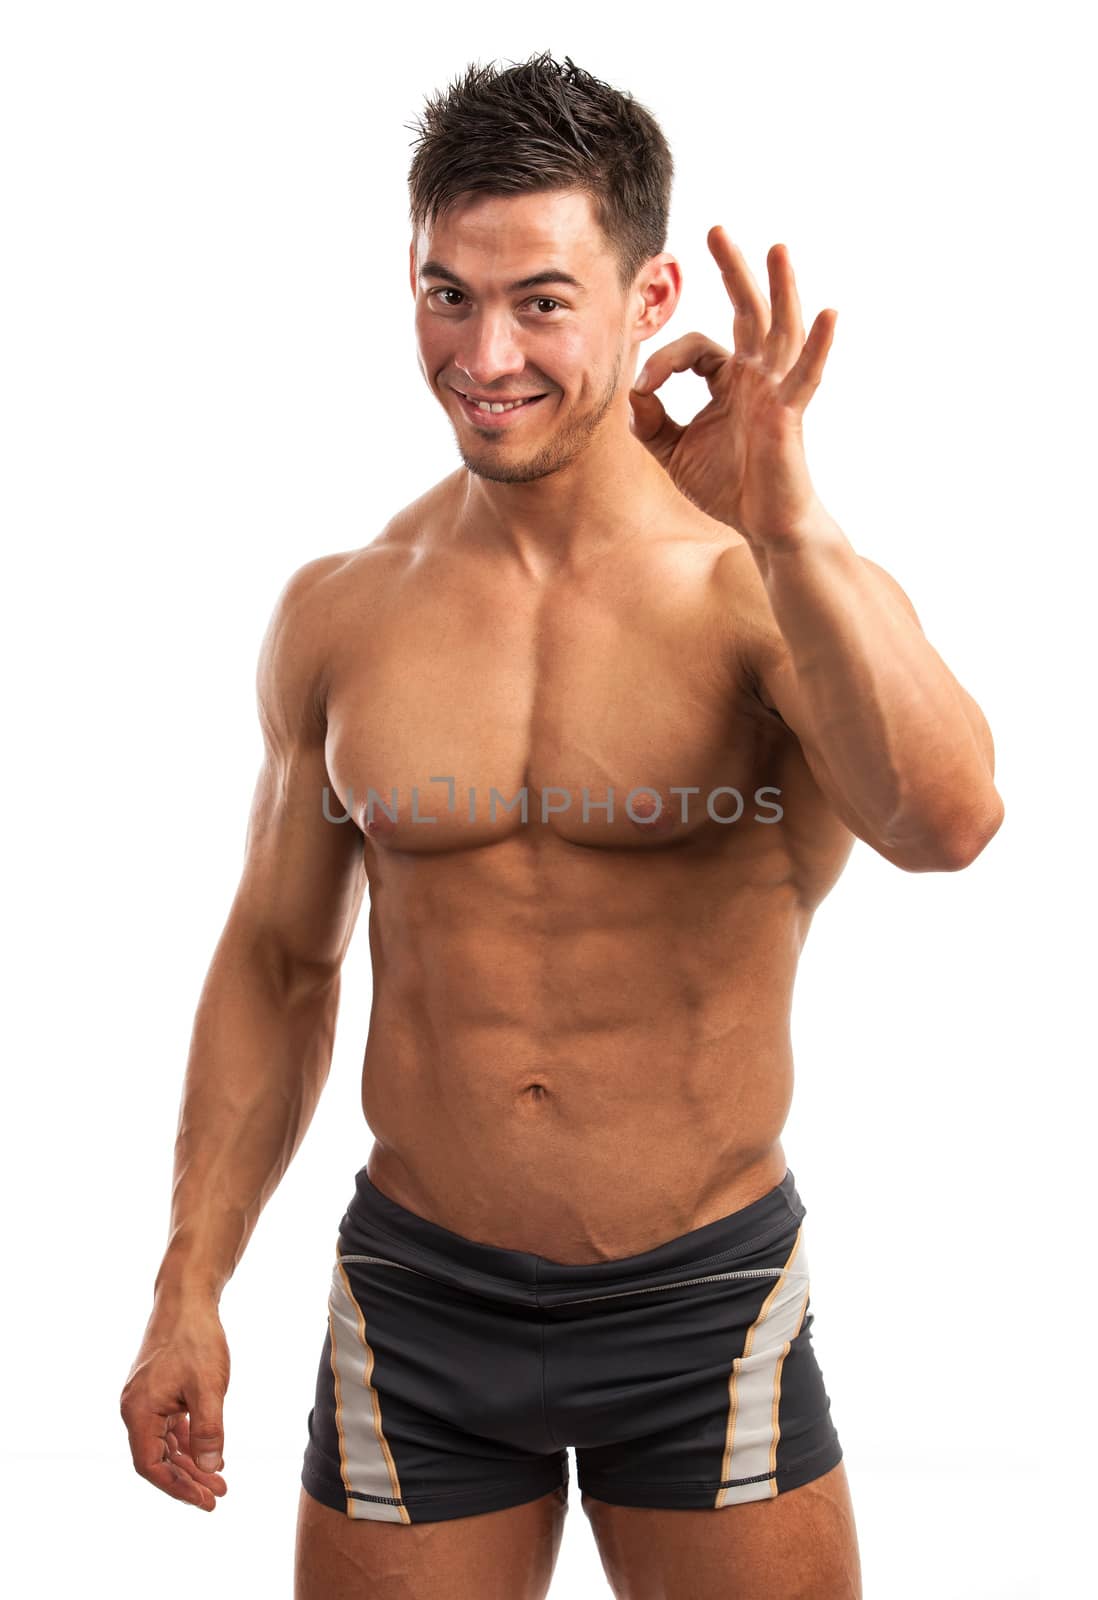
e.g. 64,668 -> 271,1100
453,389 -> 550,422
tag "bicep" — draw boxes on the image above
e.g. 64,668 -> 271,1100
853,558 -> 995,776
234,737 -> 366,984
228,556 -> 367,986
750,553 -> 996,803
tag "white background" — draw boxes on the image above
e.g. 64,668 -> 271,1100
2,3 -> 1088,1595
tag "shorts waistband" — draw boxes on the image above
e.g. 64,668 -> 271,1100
339,1165 -> 806,1298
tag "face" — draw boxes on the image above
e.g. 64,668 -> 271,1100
410,189 -> 675,485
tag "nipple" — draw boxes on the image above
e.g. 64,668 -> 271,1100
626,791 -> 678,834
361,808 -> 398,837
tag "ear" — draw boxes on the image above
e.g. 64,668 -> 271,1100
634,252 -> 681,340
409,239 -> 417,300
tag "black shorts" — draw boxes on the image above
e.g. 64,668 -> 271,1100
300,1165 -> 843,1523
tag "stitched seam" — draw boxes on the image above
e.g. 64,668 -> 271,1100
337,1233 -> 535,1297
337,1253 -> 434,1277
342,1206 -> 803,1283
308,1457 -> 556,1505
552,1267 -> 808,1306
581,1441 -> 837,1493
541,1212 -> 805,1292
338,1255 -> 810,1305
583,1469 -> 776,1490
351,1472 -> 548,1505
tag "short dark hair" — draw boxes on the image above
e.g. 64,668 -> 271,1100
406,51 -> 674,293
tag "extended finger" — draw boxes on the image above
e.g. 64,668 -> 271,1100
775,308 -> 837,411
765,243 -> 806,370
632,331 -> 732,398
707,227 -> 769,356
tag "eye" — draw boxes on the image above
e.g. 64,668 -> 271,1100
427,289 -> 564,315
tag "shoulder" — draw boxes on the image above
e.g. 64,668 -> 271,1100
265,491 -> 439,640
256,486 -> 452,724
259,549 -> 359,673
256,554 -> 352,741
254,529 -> 405,738
267,550 -> 356,618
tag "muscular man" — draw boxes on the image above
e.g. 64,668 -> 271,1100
121,53 -> 1003,1600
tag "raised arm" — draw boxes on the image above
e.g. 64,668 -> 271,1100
744,548 -> 1003,873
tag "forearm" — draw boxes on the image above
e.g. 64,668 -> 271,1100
751,518 -> 1003,866
154,927 -> 340,1306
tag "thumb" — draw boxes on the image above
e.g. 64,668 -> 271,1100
189,1402 -> 224,1473
628,388 -> 682,468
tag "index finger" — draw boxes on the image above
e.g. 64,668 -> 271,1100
633,330 -> 732,395
123,1406 -> 219,1511
707,226 -> 770,357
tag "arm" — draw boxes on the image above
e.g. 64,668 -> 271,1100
155,554 -> 366,1305
121,552 -> 367,1511
629,232 -> 1002,872
741,531 -> 1004,873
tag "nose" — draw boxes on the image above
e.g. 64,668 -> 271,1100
453,310 -> 530,392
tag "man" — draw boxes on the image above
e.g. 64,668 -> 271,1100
121,52 -> 1002,1600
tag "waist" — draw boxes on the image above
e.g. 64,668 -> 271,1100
359,1020 -> 794,1259
344,1151 -> 803,1293
361,1134 -> 792,1264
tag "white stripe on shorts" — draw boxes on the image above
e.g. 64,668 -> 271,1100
327,1250 -> 409,1522
715,1222 -> 811,1507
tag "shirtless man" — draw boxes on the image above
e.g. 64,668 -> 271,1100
120,55 -> 1003,1600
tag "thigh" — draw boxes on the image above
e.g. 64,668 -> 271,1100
582,1461 -> 861,1600
296,1482 -> 568,1600
564,1208 -> 856,1595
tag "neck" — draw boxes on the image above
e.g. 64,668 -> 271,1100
456,433 -> 687,577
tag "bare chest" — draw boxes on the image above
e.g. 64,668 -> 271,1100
324,544 -> 786,855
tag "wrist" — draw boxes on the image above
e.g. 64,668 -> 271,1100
745,506 -> 848,561
154,1256 -> 225,1307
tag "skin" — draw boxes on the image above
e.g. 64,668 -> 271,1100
121,188 -> 1002,1599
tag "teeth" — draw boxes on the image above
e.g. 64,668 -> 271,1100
466,395 -> 537,413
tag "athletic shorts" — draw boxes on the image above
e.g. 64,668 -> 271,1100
300,1164 -> 843,1523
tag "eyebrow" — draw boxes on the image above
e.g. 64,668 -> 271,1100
418,259 -> 586,294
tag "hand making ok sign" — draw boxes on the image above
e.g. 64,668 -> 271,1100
629,227 -> 838,550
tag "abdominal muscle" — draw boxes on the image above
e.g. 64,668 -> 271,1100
359,837 -> 803,1264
